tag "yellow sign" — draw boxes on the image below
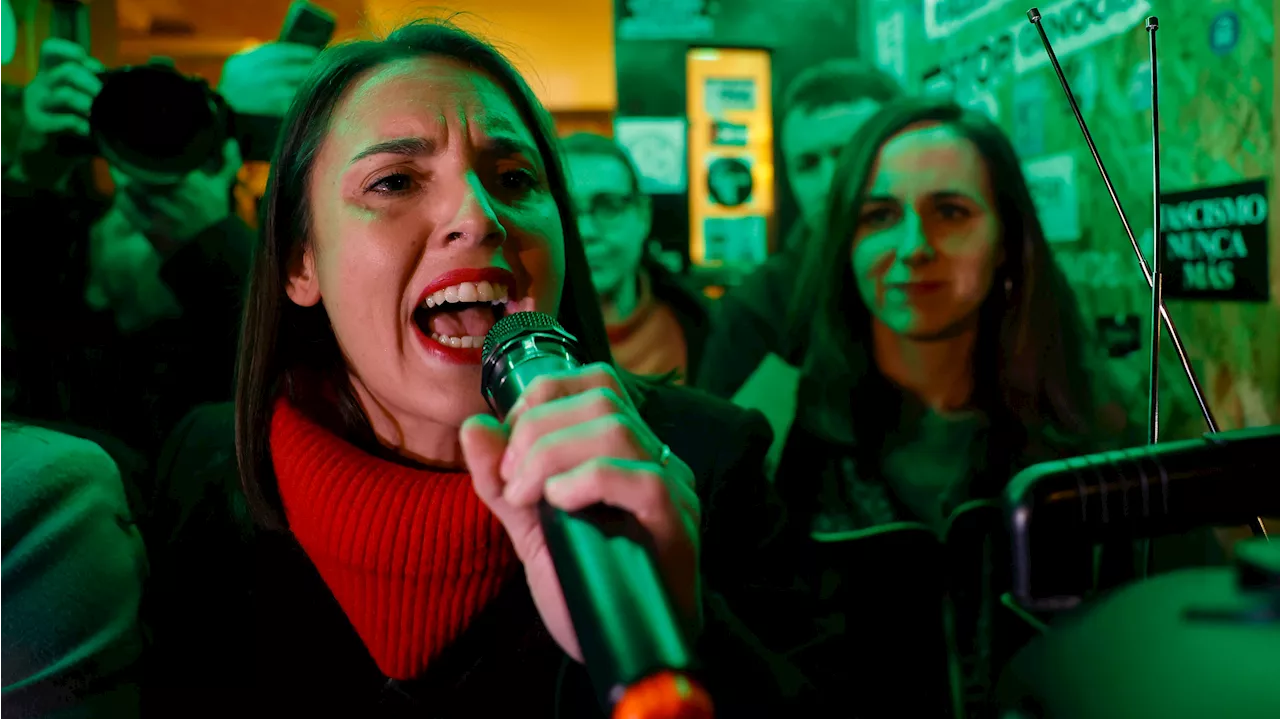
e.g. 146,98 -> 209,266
686,48 -> 775,267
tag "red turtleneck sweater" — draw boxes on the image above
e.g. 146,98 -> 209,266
269,397 -> 518,680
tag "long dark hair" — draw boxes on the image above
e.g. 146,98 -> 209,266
787,98 -> 1118,466
235,20 -> 614,530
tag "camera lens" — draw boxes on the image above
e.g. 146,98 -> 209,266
90,65 -> 227,185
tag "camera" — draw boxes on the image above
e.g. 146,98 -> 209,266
90,62 -> 241,185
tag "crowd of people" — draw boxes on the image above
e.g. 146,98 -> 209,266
1,14 -> 1223,719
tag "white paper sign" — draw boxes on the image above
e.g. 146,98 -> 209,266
613,117 -> 688,195
925,0 -> 1014,40
924,0 -> 1150,99
1012,0 -> 1152,75
1022,152 -> 1080,243
874,9 -> 908,84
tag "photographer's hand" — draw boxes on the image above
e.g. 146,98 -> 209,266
15,39 -> 105,191
115,139 -> 243,255
218,42 -> 319,117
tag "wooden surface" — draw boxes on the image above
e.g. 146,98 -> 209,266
866,0 -> 1278,438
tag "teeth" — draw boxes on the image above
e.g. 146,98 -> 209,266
430,332 -> 483,348
422,281 -> 511,309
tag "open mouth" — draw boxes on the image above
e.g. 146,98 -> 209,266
413,279 -> 513,351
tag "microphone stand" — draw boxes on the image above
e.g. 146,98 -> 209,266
1026,9 -> 1268,541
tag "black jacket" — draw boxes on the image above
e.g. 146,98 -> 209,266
694,248 -> 804,399
140,383 -> 816,718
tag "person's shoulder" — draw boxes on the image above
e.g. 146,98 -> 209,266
1,425 -> 125,523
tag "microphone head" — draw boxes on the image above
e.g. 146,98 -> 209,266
481,310 -> 565,365
480,311 -> 583,417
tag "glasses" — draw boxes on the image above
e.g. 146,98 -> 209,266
576,192 -> 638,225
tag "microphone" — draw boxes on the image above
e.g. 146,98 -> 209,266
1005,424 -> 1280,609
480,311 -> 713,719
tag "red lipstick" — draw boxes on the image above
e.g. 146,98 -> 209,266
412,266 -> 517,366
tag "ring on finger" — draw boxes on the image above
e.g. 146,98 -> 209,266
657,443 -> 673,468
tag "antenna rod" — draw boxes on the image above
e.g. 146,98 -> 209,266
1146,15 -> 1162,449
1026,9 -> 1267,539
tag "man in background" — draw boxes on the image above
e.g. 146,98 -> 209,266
696,60 -> 903,399
562,132 -> 710,383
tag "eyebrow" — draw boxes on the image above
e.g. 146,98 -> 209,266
346,133 -> 540,167
348,137 -> 437,166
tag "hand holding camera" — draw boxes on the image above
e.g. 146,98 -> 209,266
16,38 -> 103,189
112,139 -> 243,253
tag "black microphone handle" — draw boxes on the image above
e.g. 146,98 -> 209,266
539,500 -> 696,707
479,314 -> 698,710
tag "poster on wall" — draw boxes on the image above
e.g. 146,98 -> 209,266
874,8 -> 908,84
1011,0 -> 1152,75
921,0 -> 1151,101
924,0 -> 1014,40
614,117 -> 687,194
1159,180 -> 1270,301
1022,152 -> 1079,243
704,216 -> 767,265
617,0 -> 713,41
706,156 -> 754,207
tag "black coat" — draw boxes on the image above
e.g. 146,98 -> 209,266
140,382 -> 816,718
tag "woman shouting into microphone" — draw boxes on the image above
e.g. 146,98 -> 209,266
140,19 -> 810,719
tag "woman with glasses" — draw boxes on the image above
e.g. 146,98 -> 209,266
561,132 -> 711,384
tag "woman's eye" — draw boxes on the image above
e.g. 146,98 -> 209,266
859,207 -> 896,226
938,202 -> 971,220
366,173 -> 414,195
499,169 -> 538,192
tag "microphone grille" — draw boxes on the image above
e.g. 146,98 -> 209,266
482,311 -> 564,363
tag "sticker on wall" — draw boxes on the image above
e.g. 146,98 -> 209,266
1012,74 -> 1047,157
0,0 -> 15,64
1022,152 -> 1080,243
704,78 -> 757,114
617,0 -> 713,41
706,156 -> 754,207
874,8 -> 908,84
1209,11 -> 1240,55
924,0 -> 1014,40
614,117 -> 688,194
1096,315 -> 1142,358
1159,179 -> 1270,301
710,120 -> 748,147
704,216 -> 768,265
1012,0 -> 1152,75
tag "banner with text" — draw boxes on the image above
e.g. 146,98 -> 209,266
921,0 -> 1150,104
1159,179 -> 1269,302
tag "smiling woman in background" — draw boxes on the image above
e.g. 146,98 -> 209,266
738,98 -> 1136,718
141,19 -> 809,718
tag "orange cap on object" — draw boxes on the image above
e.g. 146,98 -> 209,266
612,671 -> 715,719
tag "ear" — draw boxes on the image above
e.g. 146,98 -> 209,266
285,242 -> 322,307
